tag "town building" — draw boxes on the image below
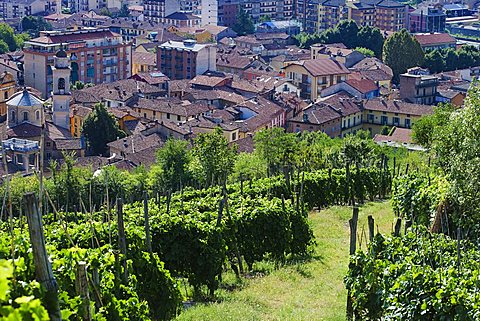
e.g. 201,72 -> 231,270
443,4 -> 469,18
163,12 -> 201,28
318,0 -> 346,32
374,0 -> 408,32
143,0 -> 180,23
23,28 -> 132,99
132,51 -> 156,75
311,44 -> 365,68
414,33 -> 456,51
288,102 -> 342,138
0,0 -> 47,19
156,40 -> 216,80
347,2 -> 375,27
409,7 -> 446,33
400,70 -> 439,105
284,58 -> 350,101
201,0 -> 218,25
362,98 -> 433,134
217,0 -> 238,27
0,72 -> 15,140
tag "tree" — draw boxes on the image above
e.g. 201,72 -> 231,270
156,138 -> 191,191
0,23 -> 18,52
332,20 -> 359,48
118,4 -> 129,17
192,128 -> 237,187
423,49 -> 445,74
444,48 -> 459,71
357,26 -> 384,58
355,47 -> 375,57
383,29 -> 424,83
412,103 -> 455,148
0,40 -> 8,54
21,16 -> 52,36
82,103 -> 125,155
232,7 -> 255,36
429,84 -> 480,236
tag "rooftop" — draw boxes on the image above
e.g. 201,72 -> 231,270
159,40 -> 208,52
7,89 -> 44,107
414,33 -> 456,47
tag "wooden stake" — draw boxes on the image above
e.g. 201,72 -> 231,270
394,218 -> 402,237
346,206 -> 359,320
75,261 -> 92,321
143,192 -> 152,253
457,227 -> 461,271
368,215 -> 375,242
116,198 -> 128,283
24,193 -> 62,321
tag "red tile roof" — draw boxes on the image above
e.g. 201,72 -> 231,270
345,78 -> 378,94
292,59 -> 350,77
30,29 -> 121,44
363,99 -> 434,116
414,33 -> 456,47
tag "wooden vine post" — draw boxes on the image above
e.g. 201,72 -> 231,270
394,218 -> 402,237
346,207 -> 359,320
75,261 -> 92,321
368,215 -> 375,242
116,198 -> 128,283
24,193 -> 62,321
143,192 -> 152,253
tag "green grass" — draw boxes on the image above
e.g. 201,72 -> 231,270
176,201 -> 395,321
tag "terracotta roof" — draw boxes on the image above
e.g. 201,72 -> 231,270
345,78 -> 378,94
131,72 -> 169,85
374,127 -> 413,144
231,135 -> 254,153
29,29 -> 121,45
7,122 -> 41,138
107,132 -> 164,154
165,12 -> 200,20
292,59 -> 350,77
414,33 -> 456,47
129,97 -> 212,117
190,75 -> 228,88
55,138 -> 84,150
70,104 -> 92,118
235,96 -> 284,132
132,51 -> 156,67
290,104 -> 341,124
319,92 -> 362,117
363,99 -> 434,116
74,79 -> 163,103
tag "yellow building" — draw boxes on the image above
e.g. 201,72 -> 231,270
284,59 -> 350,101
362,99 -> 433,135
132,51 -> 157,76
0,72 -> 16,138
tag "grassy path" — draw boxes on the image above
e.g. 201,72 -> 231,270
177,201 -> 394,321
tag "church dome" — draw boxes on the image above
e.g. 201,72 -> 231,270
7,89 -> 44,107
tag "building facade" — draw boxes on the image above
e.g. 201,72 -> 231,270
409,7 -> 446,33
0,0 -> 46,19
0,72 -> 15,140
143,0 -> 179,23
399,73 -> 439,105
157,40 -> 216,80
23,28 -> 132,98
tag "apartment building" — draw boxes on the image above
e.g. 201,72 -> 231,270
0,72 -> 15,140
363,98 -> 433,134
0,0 -> 46,19
218,0 -> 239,27
157,40 -> 216,80
318,0 -> 346,31
374,0 -> 407,32
347,2 -> 375,27
143,0 -> 180,23
23,28 -> 132,98
399,72 -> 439,105
409,7 -> 446,33
284,58 -> 350,101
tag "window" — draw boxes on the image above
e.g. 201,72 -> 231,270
232,132 -> 236,141
36,110 -> 40,120
368,114 -> 374,122
46,142 -> 51,147
381,116 -> 388,125
4,92 -> 8,100
177,115 -> 181,121
11,110 -> 15,121
23,111 -> 28,121
167,113 -> 170,119
405,118 -> 411,128
393,117 -> 399,125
